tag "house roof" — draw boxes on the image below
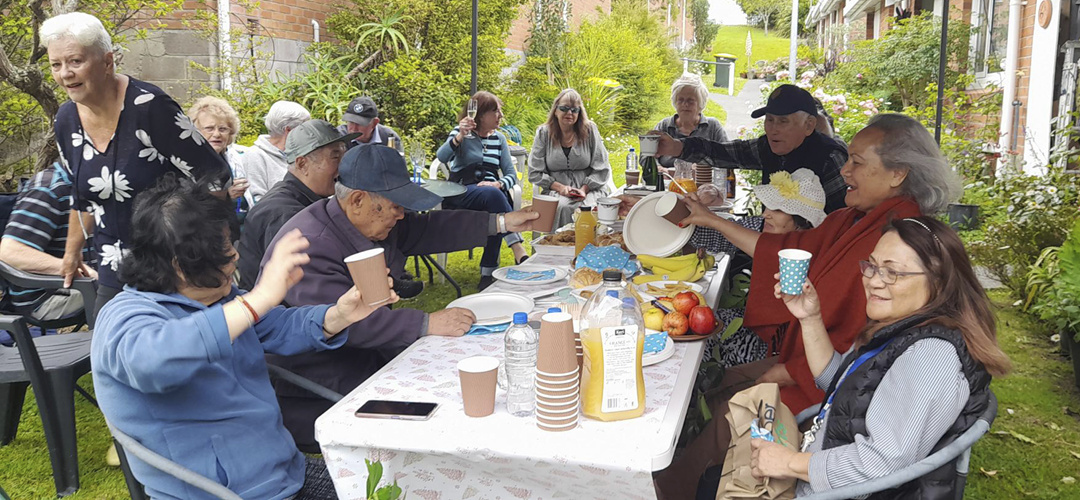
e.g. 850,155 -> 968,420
806,0 -> 843,28
843,0 -> 879,21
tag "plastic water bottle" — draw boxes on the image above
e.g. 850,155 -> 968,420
626,147 -> 637,171
413,161 -> 423,184
504,312 -> 538,416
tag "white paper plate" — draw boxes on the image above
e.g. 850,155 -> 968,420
642,339 -> 675,366
623,191 -> 694,257
446,292 -> 536,326
491,264 -> 568,285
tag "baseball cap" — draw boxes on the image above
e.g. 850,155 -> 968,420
343,97 -> 379,126
750,84 -> 817,119
284,119 -> 359,163
337,145 -> 442,211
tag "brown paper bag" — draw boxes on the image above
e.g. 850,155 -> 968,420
716,383 -> 801,500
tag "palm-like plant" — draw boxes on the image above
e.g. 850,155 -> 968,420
345,9 -> 413,80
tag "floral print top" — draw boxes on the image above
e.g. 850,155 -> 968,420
54,77 -> 231,289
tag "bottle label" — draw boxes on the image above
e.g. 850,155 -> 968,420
600,324 -> 640,413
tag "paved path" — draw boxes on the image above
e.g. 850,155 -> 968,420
709,79 -> 767,137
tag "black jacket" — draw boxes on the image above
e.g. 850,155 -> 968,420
236,173 -> 322,290
820,315 -> 992,499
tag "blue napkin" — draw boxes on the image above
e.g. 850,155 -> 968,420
505,268 -> 557,281
575,244 -> 639,276
644,331 -> 669,354
467,322 -> 511,335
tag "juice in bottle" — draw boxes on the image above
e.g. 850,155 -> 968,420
574,206 -> 597,257
580,270 -> 646,421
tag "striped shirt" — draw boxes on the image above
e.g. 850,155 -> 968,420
1,164 -> 88,311
435,128 -> 517,192
796,338 -> 969,497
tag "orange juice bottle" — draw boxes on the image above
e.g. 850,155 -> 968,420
574,206 -> 597,258
580,270 -> 646,421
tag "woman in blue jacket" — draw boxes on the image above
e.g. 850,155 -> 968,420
91,176 -> 396,499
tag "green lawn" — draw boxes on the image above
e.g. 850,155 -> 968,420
712,25 -> 792,74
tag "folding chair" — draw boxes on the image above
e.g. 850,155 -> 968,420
0,261 -> 94,335
799,390 -> 998,500
114,364 -> 342,500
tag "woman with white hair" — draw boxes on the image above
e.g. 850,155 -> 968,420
650,73 -> 728,169
187,96 -> 250,206
45,11 -> 231,316
242,101 -> 311,203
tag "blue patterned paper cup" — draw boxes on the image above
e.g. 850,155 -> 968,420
778,249 -> 812,295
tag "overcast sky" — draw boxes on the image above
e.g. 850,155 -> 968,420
710,0 -> 748,25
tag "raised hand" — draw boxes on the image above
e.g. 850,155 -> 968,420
773,273 -> 821,320
252,230 -> 310,306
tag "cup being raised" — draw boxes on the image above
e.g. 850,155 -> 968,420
654,192 -> 691,227
531,194 -> 559,233
638,134 -> 660,157
344,248 -> 392,306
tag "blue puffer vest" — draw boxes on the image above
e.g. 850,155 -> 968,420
819,315 -> 992,499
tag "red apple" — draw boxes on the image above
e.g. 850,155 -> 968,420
662,311 -> 689,336
672,291 -> 699,316
689,305 -> 718,335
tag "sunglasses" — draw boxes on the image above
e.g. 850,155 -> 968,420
557,105 -> 581,114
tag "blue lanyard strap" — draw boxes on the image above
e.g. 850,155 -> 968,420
816,339 -> 893,422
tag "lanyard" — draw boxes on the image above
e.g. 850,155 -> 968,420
801,339 -> 893,452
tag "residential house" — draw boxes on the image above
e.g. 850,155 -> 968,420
805,0 -> 1070,173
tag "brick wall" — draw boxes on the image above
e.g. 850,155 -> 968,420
506,0 -> 613,53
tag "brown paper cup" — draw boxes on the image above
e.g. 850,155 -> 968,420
536,390 -> 579,405
625,170 -> 640,186
537,403 -> 580,417
537,419 -> 578,431
538,313 -> 578,373
531,194 -> 559,233
344,248 -> 391,306
457,356 -> 499,417
653,192 -> 691,226
535,370 -> 578,384
535,377 -> 579,392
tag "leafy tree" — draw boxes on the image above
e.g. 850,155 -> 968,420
0,0 -> 181,176
738,0 -> 786,36
526,0 -> 569,60
690,0 -> 719,56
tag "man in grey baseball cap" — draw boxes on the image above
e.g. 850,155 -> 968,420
237,119 -> 357,289
260,144 -> 539,452
338,96 -> 404,153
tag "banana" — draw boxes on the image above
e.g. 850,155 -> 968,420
637,253 -> 699,271
632,274 -> 669,285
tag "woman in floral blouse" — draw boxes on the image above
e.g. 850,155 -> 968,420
45,12 -> 232,315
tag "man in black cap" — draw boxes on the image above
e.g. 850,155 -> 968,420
337,96 -> 404,154
236,120 -> 356,290
261,145 -> 537,452
656,84 -> 848,212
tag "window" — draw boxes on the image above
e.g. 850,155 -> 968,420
973,0 -> 1009,75
867,11 -> 876,39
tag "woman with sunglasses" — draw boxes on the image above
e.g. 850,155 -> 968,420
528,89 -> 612,228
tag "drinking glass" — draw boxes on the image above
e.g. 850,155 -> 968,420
466,98 -> 478,138
409,141 -> 426,184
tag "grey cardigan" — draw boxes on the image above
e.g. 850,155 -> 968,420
528,122 -> 611,193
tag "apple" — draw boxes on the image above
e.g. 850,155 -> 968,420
644,307 -> 665,331
672,291 -> 699,316
662,311 -> 689,336
689,305 -> 718,335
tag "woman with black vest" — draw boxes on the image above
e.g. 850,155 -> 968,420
748,216 -> 1010,498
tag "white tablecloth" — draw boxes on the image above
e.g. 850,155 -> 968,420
316,254 -> 731,499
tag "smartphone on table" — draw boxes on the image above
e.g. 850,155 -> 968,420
354,400 -> 439,421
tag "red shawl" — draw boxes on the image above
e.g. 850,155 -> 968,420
743,197 -> 922,414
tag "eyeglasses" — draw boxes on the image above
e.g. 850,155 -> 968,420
557,105 -> 581,114
859,260 -> 925,285
200,125 -> 232,136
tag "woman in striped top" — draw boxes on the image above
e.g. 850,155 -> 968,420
436,91 -> 528,290
748,216 -> 1011,498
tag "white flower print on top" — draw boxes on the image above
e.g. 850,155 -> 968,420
88,201 -> 105,229
169,155 -> 195,179
88,166 -> 133,203
136,129 -> 164,163
175,112 -> 205,146
71,132 -> 84,148
133,92 -> 154,105
82,144 -> 95,161
100,242 -> 128,271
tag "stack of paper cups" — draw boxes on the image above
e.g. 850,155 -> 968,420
535,312 -> 579,431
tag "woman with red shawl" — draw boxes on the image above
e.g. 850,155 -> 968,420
653,114 -> 961,499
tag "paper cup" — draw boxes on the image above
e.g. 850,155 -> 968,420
457,356 -> 499,417
597,197 -> 620,222
653,192 -> 691,226
531,194 -> 559,233
626,170 -> 640,186
536,388 -> 579,403
535,377 -> 578,392
344,248 -> 392,306
536,396 -> 580,411
537,313 -> 578,374
537,403 -> 580,416
535,371 -> 579,384
537,418 -> 578,431
638,134 -> 659,157
535,367 -> 579,380
778,249 -> 813,295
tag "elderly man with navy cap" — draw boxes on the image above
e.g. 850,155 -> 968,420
655,84 -> 848,213
260,144 -> 537,451
337,96 -> 404,153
